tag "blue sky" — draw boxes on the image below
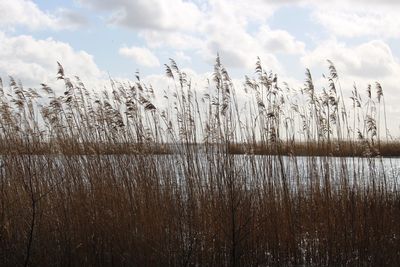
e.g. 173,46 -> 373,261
0,0 -> 400,133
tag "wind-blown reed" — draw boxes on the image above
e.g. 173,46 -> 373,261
0,57 -> 399,266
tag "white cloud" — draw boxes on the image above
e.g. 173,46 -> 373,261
0,0 -> 56,30
78,0 -> 300,72
77,0 -> 203,31
119,46 -> 160,67
0,32 -> 102,87
0,0 -> 88,31
54,8 -> 90,29
140,31 -> 203,50
302,39 -> 397,78
207,0 -> 278,23
312,7 -> 400,39
262,0 -> 400,5
252,1 -> 400,39
257,26 -> 305,54
193,0 -> 285,71
174,51 -> 192,63
311,0 -> 400,38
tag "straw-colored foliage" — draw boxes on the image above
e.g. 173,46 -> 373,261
0,58 -> 399,266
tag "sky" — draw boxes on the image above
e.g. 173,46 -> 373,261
0,0 -> 400,135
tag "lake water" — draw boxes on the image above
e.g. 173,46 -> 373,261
2,154 -> 399,190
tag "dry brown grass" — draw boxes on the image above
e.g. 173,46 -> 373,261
0,58 -> 399,266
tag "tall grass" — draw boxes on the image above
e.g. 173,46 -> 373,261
0,57 -> 399,266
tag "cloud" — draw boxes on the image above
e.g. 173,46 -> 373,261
0,32 -> 102,87
140,31 -> 203,50
73,0 -> 305,74
54,8 -> 90,29
257,26 -> 305,54
0,0 -> 89,31
253,0 -> 400,39
0,0 -> 57,30
77,0 -> 203,31
272,0 -> 399,39
312,7 -> 400,39
262,0 -> 400,5
207,0 -> 278,23
301,39 -> 397,78
174,51 -> 192,63
191,1 -> 302,71
119,46 -> 160,67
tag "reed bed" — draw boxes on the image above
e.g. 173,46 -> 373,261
0,58 -> 399,266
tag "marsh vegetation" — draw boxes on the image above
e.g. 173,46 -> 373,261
0,57 -> 399,266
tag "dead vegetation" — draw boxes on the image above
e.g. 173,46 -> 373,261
0,57 -> 399,266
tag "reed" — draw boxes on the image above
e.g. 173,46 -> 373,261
0,57 -> 399,266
